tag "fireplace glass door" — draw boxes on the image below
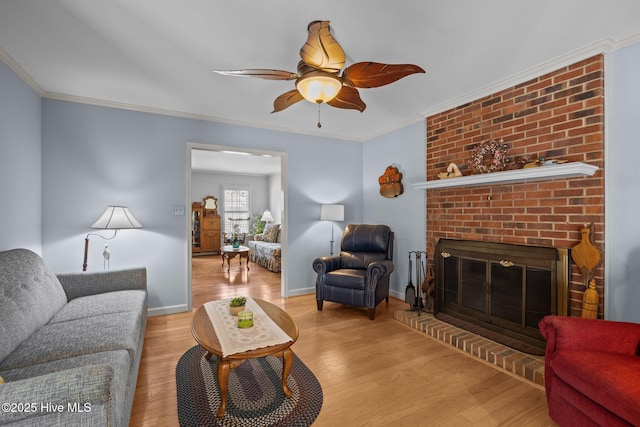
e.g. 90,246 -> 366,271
435,239 -> 565,350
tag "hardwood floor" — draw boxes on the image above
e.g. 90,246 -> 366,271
130,255 -> 555,426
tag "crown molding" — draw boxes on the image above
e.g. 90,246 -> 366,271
420,37 -> 616,119
612,31 -> 640,50
361,115 -> 425,142
43,91 -> 364,142
0,46 -> 44,96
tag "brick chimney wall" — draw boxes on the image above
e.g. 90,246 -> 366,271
425,55 -> 604,317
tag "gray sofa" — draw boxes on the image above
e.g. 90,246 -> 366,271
0,248 -> 147,427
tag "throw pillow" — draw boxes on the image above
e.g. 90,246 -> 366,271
263,224 -> 280,243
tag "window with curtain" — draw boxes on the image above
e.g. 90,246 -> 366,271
223,186 -> 250,235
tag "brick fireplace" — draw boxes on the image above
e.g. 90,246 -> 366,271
425,54 -> 605,318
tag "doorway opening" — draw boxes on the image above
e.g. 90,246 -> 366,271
186,143 -> 288,311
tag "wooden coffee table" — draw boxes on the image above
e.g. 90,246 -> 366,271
191,299 -> 299,418
220,245 -> 250,272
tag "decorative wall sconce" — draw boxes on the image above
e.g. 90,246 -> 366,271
378,166 -> 404,198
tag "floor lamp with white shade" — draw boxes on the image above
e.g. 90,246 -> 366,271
82,206 -> 143,271
320,204 -> 344,256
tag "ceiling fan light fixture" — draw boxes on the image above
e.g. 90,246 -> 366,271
296,73 -> 342,104
216,21 -> 424,117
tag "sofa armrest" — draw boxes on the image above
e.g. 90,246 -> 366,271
57,267 -> 147,301
253,234 -> 264,241
0,365 -> 113,425
312,256 -> 341,275
539,315 -> 640,357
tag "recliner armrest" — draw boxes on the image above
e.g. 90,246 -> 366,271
366,260 -> 394,281
312,256 -> 341,275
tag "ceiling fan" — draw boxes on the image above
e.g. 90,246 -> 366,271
213,20 -> 425,127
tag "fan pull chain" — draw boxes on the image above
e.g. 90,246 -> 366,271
317,101 -> 322,128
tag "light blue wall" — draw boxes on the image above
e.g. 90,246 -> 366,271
606,39 -> 640,323
40,99 -> 363,312
0,61 -> 42,253
362,121 -> 426,299
191,171 -> 270,224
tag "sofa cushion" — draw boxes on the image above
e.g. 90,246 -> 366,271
0,356 -> 126,426
262,223 -> 280,243
49,290 -> 146,323
0,311 -> 143,371
0,249 -> 68,364
551,350 -> 640,424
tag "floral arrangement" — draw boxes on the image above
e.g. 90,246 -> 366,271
468,139 -> 509,174
252,214 -> 266,234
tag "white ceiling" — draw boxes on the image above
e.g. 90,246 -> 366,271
1,1 -> 640,141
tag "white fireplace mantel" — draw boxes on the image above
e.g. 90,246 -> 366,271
412,162 -> 599,190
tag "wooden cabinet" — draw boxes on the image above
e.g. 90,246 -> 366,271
192,196 -> 221,254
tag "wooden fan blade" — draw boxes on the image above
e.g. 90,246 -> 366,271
212,69 -> 298,80
272,89 -> 304,113
300,20 -> 346,73
327,86 -> 366,112
343,62 -> 425,88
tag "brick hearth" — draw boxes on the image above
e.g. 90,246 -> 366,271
394,310 -> 545,388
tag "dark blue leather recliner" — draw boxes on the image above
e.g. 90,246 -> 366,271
313,224 -> 394,320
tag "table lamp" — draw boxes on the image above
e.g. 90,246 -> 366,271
261,209 -> 274,224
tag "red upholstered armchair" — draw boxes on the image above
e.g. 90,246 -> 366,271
539,316 -> 640,426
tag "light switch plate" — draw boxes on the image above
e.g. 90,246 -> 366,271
173,205 -> 185,216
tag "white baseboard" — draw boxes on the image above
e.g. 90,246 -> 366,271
147,304 -> 188,317
285,287 -> 315,297
389,289 -> 405,300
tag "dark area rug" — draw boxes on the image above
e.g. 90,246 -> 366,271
435,312 -> 545,356
176,345 -> 322,427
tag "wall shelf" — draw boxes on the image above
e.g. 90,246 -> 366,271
412,162 -> 599,190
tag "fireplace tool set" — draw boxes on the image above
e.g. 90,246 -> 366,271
404,251 -> 433,315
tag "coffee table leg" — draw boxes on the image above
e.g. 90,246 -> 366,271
281,348 -> 294,398
217,358 -> 231,418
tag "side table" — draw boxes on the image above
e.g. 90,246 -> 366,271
220,245 -> 250,272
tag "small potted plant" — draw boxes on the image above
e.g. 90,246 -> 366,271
229,296 -> 246,315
